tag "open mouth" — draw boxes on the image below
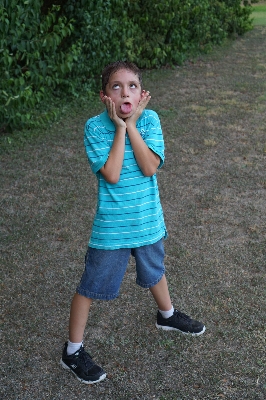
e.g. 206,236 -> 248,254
120,102 -> 132,114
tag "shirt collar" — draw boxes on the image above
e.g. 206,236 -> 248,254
99,110 -> 115,131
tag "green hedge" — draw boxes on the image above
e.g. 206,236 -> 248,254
0,0 -> 253,131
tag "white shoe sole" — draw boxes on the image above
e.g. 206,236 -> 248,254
60,359 -> 107,384
156,323 -> 206,336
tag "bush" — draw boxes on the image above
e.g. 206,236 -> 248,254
0,0 -> 82,131
0,0 -> 253,132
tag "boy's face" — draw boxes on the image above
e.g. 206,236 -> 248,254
100,68 -> 143,119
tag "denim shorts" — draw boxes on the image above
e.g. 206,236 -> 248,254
76,239 -> 165,300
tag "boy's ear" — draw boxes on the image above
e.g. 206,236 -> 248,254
100,90 -> 106,103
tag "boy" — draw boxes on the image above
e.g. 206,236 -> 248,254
60,61 -> 205,384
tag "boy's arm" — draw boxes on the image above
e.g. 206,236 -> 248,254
99,97 -> 126,184
126,92 -> 160,177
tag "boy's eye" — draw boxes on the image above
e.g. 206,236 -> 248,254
111,83 -> 138,90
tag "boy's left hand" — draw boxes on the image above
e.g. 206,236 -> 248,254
125,90 -> 151,127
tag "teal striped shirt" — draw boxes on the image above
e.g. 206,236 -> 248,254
84,109 -> 167,249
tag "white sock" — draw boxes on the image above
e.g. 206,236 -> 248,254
67,340 -> 83,356
159,306 -> 174,319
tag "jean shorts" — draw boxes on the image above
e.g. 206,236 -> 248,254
76,239 -> 165,300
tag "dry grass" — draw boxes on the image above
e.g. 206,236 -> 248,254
1,27 -> 266,399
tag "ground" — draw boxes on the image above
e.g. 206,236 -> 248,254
1,27 -> 266,399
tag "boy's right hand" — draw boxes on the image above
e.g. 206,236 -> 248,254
103,96 -> 126,129
100,96 -> 127,183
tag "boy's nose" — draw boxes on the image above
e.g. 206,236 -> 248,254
121,87 -> 129,98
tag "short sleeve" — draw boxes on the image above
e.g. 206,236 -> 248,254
137,110 -> 165,169
84,115 -> 114,174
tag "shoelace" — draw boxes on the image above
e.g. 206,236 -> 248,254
77,347 -> 94,370
173,310 -> 191,321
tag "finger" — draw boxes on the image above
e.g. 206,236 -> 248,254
141,90 -> 150,98
102,95 -> 108,105
109,100 -> 119,121
110,101 -> 116,120
138,95 -> 151,109
141,91 -> 151,101
105,97 -> 114,116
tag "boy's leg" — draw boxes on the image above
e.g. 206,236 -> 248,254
60,293 -> 106,384
69,293 -> 92,343
60,246 -> 130,384
134,240 -> 206,336
150,274 -> 206,336
149,274 -> 172,311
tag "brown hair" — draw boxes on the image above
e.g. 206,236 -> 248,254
101,61 -> 142,93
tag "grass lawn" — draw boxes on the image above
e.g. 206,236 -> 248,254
1,27 -> 266,400
252,2 -> 266,25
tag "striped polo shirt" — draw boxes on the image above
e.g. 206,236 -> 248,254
84,109 -> 167,249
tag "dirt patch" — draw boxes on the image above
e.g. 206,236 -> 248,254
1,28 -> 266,399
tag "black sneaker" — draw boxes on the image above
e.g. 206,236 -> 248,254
60,342 -> 106,384
156,309 -> 206,336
